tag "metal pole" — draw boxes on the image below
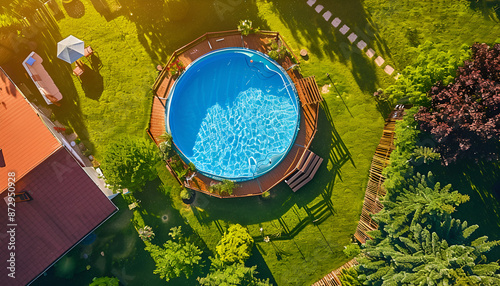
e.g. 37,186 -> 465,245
326,73 -> 353,118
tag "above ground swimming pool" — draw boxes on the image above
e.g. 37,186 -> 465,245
166,48 -> 300,182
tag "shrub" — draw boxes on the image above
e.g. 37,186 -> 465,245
180,188 -> 192,200
383,41 -> 469,105
267,41 -> 288,61
64,126 -> 74,135
237,19 -> 254,36
382,107 -> 420,191
100,137 -> 161,192
198,263 -> 271,286
159,132 -> 174,160
216,224 -> 254,264
89,276 -> 119,286
220,179 -> 235,195
209,179 -> 236,195
188,162 -> 196,172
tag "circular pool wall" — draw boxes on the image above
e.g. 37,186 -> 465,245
166,48 -> 300,182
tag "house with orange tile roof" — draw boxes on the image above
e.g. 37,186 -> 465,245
0,67 -> 117,286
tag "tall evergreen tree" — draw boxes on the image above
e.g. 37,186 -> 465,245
338,268 -> 362,286
358,172 -> 500,285
375,172 -> 469,238
358,221 -> 500,285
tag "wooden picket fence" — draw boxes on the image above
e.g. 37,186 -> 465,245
354,107 -> 406,243
312,106 -> 406,285
311,258 -> 360,286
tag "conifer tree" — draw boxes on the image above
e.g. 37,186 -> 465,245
375,172 -> 469,237
358,172 -> 500,285
358,220 -> 500,285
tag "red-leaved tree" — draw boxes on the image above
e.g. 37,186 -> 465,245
416,43 -> 500,165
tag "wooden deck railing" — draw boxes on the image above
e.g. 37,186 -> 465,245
152,30 -> 299,95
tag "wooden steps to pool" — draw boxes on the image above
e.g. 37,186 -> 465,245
285,149 -> 323,192
295,76 -> 324,106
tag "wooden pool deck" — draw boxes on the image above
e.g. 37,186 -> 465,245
148,30 -> 322,198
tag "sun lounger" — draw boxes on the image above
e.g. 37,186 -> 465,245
22,51 -> 63,105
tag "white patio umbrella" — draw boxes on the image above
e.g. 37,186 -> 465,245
57,35 -> 84,64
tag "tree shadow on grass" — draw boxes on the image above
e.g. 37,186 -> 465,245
246,244 -> 278,285
116,0 -> 268,65
2,7 -> 95,154
467,0 -> 500,22
128,179 -> 213,284
189,103 -> 352,240
62,0 -> 86,19
78,63 -> 104,100
267,0 -> 394,91
350,51 -> 378,93
375,98 -> 393,119
268,0 -> 393,59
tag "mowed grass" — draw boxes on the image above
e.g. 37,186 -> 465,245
18,0 -> 500,285
47,0 -> 157,155
364,0 -> 500,68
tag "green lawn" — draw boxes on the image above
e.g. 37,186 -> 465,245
12,0 -> 500,285
364,0 -> 500,68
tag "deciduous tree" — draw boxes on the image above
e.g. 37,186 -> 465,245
100,137 -> 161,192
145,227 -> 203,282
384,41 -> 469,105
416,43 -> 500,165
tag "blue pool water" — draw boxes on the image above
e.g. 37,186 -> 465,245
166,48 -> 300,181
